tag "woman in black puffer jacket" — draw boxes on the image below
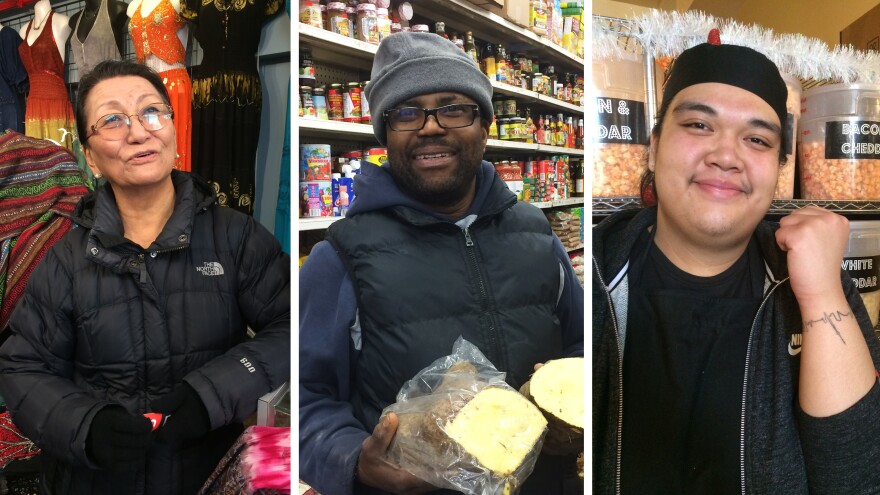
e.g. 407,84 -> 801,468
0,60 -> 290,495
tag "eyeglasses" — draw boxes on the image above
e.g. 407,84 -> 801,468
86,103 -> 174,141
383,103 -> 480,132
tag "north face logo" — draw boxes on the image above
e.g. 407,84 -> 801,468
196,262 -> 225,276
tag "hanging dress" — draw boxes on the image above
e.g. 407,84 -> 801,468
129,0 -> 192,172
182,0 -> 282,214
18,12 -> 77,153
0,28 -> 27,134
70,0 -> 123,76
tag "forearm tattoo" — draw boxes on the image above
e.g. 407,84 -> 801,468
803,310 -> 852,344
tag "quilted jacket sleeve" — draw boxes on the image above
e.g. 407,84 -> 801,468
298,240 -> 369,495
183,211 -> 291,430
0,244 -> 109,469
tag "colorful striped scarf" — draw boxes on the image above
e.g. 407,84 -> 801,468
0,131 -> 90,333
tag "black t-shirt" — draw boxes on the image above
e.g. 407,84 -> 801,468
620,228 -> 764,494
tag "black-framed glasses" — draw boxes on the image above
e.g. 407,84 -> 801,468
85,103 -> 174,141
383,103 -> 480,132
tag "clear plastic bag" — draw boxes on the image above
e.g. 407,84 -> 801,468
380,336 -> 548,495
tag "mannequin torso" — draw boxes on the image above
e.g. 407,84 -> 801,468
20,0 -> 70,62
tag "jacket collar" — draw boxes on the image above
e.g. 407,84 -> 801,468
76,171 -> 216,252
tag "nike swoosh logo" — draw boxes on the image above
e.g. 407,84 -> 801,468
788,342 -> 802,356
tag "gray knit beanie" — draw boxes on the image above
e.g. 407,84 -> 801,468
364,32 -> 494,145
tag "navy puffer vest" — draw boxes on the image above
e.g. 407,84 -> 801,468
327,196 -> 562,431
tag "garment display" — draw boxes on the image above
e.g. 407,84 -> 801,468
182,0 -> 283,214
129,0 -> 193,171
0,132 -> 90,332
0,27 -> 27,134
69,0 -> 126,76
18,10 -> 77,153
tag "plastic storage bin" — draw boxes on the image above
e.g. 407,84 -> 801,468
843,220 -> 880,331
591,53 -> 649,198
776,72 -> 801,199
798,83 -> 880,200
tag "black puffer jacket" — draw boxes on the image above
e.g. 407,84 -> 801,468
0,171 -> 290,495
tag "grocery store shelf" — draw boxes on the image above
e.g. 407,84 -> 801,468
299,119 -> 378,142
592,197 -> 880,216
539,144 -> 584,156
298,23 -> 377,71
486,138 -> 537,152
490,80 -> 584,114
532,197 -> 585,209
486,139 -> 584,156
416,0 -> 584,69
299,217 -> 342,231
566,244 -> 584,253
536,94 -> 583,113
767,200 -> 880,215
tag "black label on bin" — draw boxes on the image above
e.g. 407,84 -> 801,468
594,97 -> 648,145
785,113 -> 794,156
842,255 -> 880,293
825,121 -> 880,159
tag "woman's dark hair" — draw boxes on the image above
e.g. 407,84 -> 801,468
75,60 -> 172,147
639,91 -> 790,206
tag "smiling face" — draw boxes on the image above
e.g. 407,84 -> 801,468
652,82 -> 782,251
385,92 -> 489,208
81,76 -> 176,191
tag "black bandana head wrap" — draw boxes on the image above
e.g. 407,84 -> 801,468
662,43 -> 788,128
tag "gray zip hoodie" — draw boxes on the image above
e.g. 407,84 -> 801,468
593,207 -> 880,495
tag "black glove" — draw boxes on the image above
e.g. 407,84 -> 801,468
150,382 -> 211,445
86,407 -> 153,472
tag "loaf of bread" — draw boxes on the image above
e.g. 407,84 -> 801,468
387,361 -> 548,495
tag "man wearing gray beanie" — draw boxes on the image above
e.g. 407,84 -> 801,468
594,38 -> 880,494
299,32 -> 584,495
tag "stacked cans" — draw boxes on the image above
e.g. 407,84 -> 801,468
529,155 -> 571,202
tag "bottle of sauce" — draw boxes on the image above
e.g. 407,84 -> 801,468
482,43 -> 497,80
524,108 -> 535,144
495,44 -> 509,83
464,31 -> 479,65
299,47 -> 317,89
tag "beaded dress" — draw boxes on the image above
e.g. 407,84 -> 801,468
129,0 -> 193,171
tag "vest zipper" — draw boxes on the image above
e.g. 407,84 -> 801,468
740,277 -> 787,495
462,225 -> 502,367
464,228 -> 474,247
592,255 -> 624,495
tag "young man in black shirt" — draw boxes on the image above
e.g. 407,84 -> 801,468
593,40 -> 880,493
